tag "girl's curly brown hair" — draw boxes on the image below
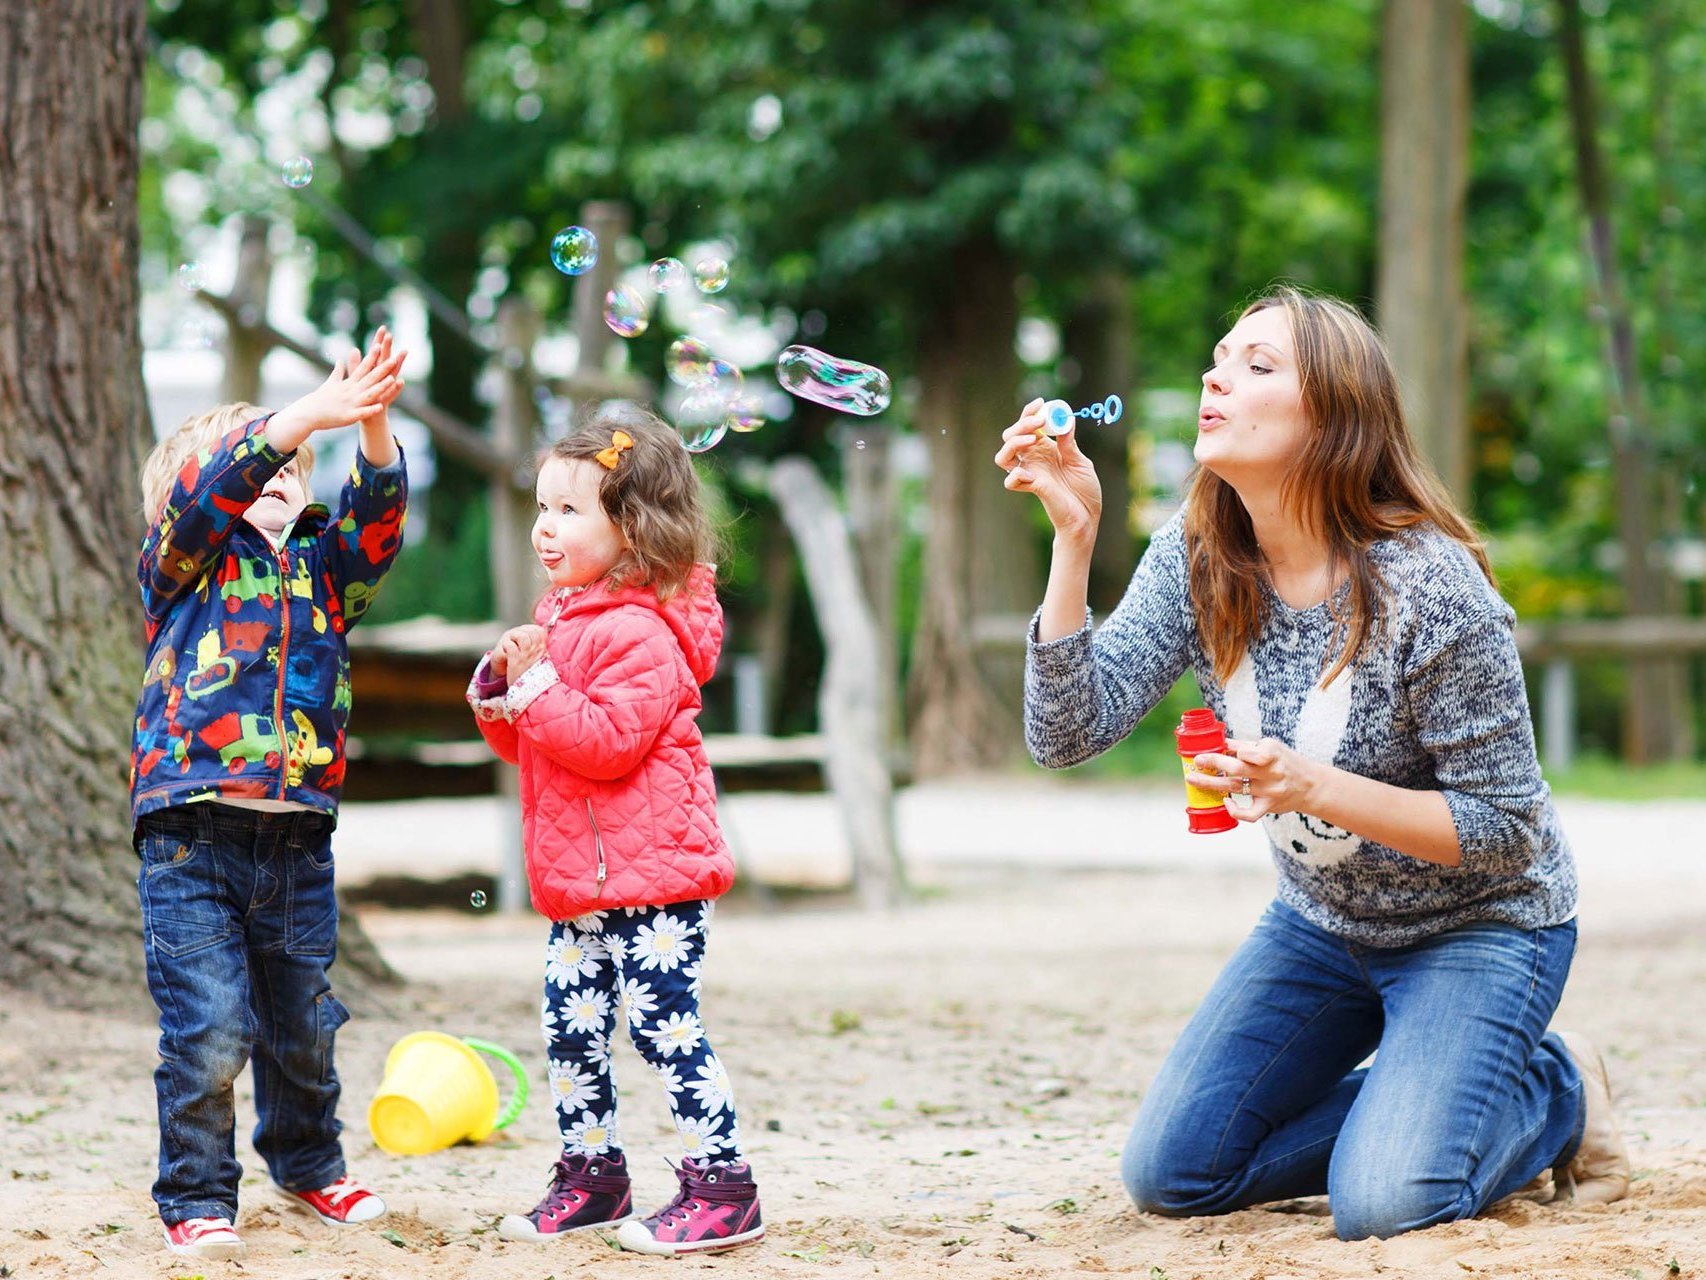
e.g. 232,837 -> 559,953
539,407 -> 718,602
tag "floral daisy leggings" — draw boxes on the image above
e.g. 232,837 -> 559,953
539,899 -> 745,1164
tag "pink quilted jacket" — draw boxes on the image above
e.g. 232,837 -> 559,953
467,563 -> 733,921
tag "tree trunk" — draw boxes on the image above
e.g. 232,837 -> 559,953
1377,0 -> 1470,504
1062,271 -> 1138,616
0,0 -> 155,998
409,0 -> 488,606
0,2 -> 397,1004
1553,0 -> 1676,763
771,458 -> 907,907
907,237 -> 1038,776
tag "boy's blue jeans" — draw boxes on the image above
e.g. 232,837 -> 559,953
137,804 -> 349,1224
1122,900 -> 1584,1241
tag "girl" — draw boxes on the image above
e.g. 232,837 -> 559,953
994,285 -> 1628,1240
466,411 -> 762,1256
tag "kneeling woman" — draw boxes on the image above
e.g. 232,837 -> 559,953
994,285 -> 1628,1240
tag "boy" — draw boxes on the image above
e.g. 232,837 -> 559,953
131,331 -> 407,1260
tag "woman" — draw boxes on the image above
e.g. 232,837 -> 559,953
994,285 -> 1628,1240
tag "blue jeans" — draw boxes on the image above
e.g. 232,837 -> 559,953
1121,900 -> 1583,1240
137,805 -> 349,1223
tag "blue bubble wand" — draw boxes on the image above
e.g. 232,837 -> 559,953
1040,394 -> 1123,438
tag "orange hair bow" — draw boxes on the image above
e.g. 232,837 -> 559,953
595,429 -> 634,471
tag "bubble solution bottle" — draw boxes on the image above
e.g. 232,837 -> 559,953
1175,708 -> 1238,835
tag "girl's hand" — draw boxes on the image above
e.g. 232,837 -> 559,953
498,624 -> 548,679
993,397 -> 1103,544
1186,737 -> 1324,822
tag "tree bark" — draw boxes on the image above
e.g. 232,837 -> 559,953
907,237 -> 1038,776
0,0 -> 155,998
1553,0 -> 1676,763
1377,0 -> 1471,504
0,2 -> 398,1004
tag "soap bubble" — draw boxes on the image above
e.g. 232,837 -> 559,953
176,262 -> 205,293
725,394 -> 766,433
675,385 -> 731,453
469,890 -> 488,909
550,225 -> 599,276
648,257 -> 688,292
603,284 -> 650,338
775,344 -> 891,417
281,156 -> 314,189
666,337 -> 715,387
706,357 -> 743,397
692,256 -> 730,294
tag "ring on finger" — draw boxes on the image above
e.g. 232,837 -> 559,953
1239,776 -> 1252,797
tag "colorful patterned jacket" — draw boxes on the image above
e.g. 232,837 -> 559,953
130,417 -> 407,826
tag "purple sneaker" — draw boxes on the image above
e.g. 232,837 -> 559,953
497,1152 -> 633,1242
615,1158 -> 764,1256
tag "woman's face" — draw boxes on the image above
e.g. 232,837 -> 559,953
1193,306 -> 1310,489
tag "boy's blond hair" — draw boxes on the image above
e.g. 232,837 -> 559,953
140,403 -> 314,523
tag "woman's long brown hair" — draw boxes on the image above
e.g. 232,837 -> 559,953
1183,285 -> 1493,688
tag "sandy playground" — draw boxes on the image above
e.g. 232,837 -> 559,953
2,786 -> 1704,1280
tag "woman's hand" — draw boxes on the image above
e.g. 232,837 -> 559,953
1187,737 -> 1325,822
993,397 -> 1103,544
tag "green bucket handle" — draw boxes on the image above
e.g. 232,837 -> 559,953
461,1037 -> 530,1131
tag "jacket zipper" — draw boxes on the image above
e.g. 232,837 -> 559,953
585,799 -> 607,889
274,545 -> 291,798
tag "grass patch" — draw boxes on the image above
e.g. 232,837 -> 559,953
1543,754 -> 1706,801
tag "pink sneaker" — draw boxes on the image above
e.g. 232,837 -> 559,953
498,1152 -> 634,1241
615,1158 -> 764,1256
277,1173 -> 387,1224
162,1215 -> 245,1259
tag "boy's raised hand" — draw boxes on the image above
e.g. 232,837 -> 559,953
266,326 -> 406,455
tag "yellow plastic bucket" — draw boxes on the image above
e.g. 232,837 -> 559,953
367,1032 -> 529,1156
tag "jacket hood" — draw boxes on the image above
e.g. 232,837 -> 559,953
539,562 -> 722,686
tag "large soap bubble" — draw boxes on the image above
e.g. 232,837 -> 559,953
775,345 -> 891,417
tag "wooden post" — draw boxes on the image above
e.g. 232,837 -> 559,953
769,456 -> 907,908
1377,0 -> 1470,504
570,200 -> 629,411
1541,659 -> 1576,775
490,297 -> 543,914
222,214 -> 273,405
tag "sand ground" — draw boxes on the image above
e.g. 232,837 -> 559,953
4,812 -> 1704,1280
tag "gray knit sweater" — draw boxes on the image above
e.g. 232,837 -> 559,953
1025,511 -> 1577,947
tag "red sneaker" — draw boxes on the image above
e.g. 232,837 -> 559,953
615,1158 -> 763,1256
277,1174 -> 387,1225
162,1215 -> 245,1259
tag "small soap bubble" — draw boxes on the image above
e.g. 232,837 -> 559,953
855,439 -> 867,450
666,337 -> 716,387
469,890 -> 488,909
675,385 -> 731,453
648,257 -> 688,293
775,344 -> 891,417
603,284 -> 650,338
550,225 -> 599,276
693,256 -> 730,294
181,314 -> 221,349
281,155 -> 314,189
176,262 -> 205,293
725,393 -> 766,433
706,357 -> 743,396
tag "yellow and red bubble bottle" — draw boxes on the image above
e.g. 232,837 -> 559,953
1175,708 -> 1238,835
